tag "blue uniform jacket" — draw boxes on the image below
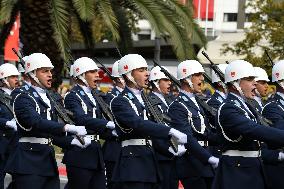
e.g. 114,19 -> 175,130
0,89 -> 17,157
110,87 -> 171,182
63,85 -> 109,170
102,87 -> 121,162
212,93 -> 284,189
168,92 -> 213,178
5,87 -> 73,176
148,92 -> 174,161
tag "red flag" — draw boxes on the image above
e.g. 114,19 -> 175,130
4,14 -> 20,61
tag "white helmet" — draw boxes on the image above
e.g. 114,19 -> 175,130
149,66 -> 168,81
177,60 -> 204,80
25,53 -> 53,74
254,67 -> 269,82
272,60 -> 284,82
118,54 -> 148,75
0,63 -> 20,79
72,57 -> 99,77
225,60 -> 256,83
111,60 -> 121,78
212,64 -> 228,83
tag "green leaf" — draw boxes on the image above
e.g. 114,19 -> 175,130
0,0 -> 18,24
72,0 -> 95,21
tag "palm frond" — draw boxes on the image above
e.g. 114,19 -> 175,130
125,0 -> 164,37
0,0 -> 18,24
49,0 -> 71,61
96,0 -> 120,41
72,0 -> 95,21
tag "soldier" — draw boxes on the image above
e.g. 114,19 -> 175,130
253,67 -> 270,111
110,54 -> 187,189
168,60 -> 219,189
261,61 -> 284,189
102,60 -> 124,189
5,53 -> 89,189
63,57 -> 117,189
0,63 -> 20,189
212,60 -> 284,189
148,66 -> 186,189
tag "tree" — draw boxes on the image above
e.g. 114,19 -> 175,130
222,0 -> 284,75
0,0 -> 206,88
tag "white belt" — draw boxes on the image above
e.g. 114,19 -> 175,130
198,141 -> 208,147
222,150 -> 261,158
85,135 -> 99,141
19,137 -> 50,145
122,139 -> 152,147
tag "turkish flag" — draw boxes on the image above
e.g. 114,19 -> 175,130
4,14 -> 20,61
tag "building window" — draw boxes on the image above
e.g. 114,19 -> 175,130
223,13 -> 238,22
137,34 -> 151,40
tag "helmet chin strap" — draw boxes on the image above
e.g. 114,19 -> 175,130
29,71 -> 45,88
2,78 -> 11,89
78,73 -> 90,88
153,80 -> 161,93
126,72 -> 141,89
219,81 -> 228,94
185,77 -> 194,90
232,80 -> 246,98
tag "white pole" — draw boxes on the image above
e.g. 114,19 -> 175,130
198,0 -> 201,21
205,0 -> 209,36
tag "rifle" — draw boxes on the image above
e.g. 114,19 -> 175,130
153,60 -> 217,117
265,50 -> 274,66
12,48 -> 85,145
0,91 -> 13,113
202,50 -> 272,126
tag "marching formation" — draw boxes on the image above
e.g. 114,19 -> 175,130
0,51 -> 283,189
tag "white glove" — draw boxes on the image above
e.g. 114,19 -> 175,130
64,124 -> 87,136
71,137 -> 92,148
112,130 -> 118,137
278,152 -> 284,161
168,146 -> 179,156
169,128 -> 187,144
208,156 -> 219,169
176,145 -> 187,156
6,119 -> 17,131
106,121 -> 115,129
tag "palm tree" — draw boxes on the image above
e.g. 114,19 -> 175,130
0,0 -> 206,88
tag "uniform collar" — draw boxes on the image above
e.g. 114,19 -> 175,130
276,92 -> 284,101
254,96 -> 263,107
23,81 -> 32,87
179,89 -> 195,98
215,90 -> 226,99
153,91 -> 168,106
0,87 -> 12,95
230,92 -> 246,105
31,85 -> 46,94
79,84 -> 92,94
127,86 -> 142,96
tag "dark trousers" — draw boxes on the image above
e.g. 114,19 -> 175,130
11,174 -> 60,189
115,182 -> 159,189
180,177 -> 212,189
0,157 -> 5,189
158,161 -> 178,189
105,161 -> 116,189
66,166 -> 106,189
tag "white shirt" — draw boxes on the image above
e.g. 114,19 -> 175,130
1,87 -> 12,95
180,90 -> 200,110
153,92 -> 168,107
79,85 -> 97,106
127,86 -> 144,106
32,86 -> 51,120
254,96 -> 263,109
215,90 -> 226,99
116,86 -> 124,93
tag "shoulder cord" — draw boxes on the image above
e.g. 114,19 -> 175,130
13,93 -> 40,132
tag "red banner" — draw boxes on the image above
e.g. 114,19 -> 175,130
4,14 -> 20,61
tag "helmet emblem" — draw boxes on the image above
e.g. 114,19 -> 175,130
76,67 -> 80,73
27,63 -> 30,68
276,73 -> 280,78
124,65 -> 128,71
183,68 -> 187,74
231,72 -> 235,77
